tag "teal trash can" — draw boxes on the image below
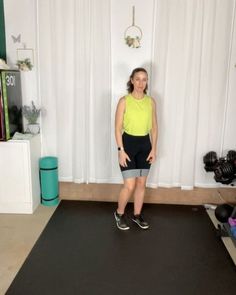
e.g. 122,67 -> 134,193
39,156 -> 59,206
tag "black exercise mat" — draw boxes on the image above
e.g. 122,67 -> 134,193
6,201 -> 236,295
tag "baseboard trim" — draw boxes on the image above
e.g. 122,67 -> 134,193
59,182 -> 236,205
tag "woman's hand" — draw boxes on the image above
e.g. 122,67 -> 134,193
146,149 -> 157,164
118,151 -> 131,167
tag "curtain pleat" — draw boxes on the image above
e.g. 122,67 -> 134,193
38,0 -> 111,183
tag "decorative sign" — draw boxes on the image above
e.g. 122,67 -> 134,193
16,44 -> 34,71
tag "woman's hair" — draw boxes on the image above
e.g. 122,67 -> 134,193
127,67 -> 148,94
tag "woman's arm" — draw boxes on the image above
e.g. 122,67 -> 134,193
115,97 -> 125,149
115,97 -> 130,167
147,98 -> 158,164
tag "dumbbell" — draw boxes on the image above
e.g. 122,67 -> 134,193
203,151 -> 218,172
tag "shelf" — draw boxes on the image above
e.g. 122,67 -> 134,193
0,135 -> 41,213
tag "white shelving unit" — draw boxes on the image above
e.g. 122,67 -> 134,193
0,135 -> 41,214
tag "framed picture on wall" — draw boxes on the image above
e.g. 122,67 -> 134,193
17,48 -> 34,64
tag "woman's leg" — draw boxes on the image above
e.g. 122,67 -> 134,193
132,176 -> 149,229
117,177 -> 136,214
133,176 -> 148,215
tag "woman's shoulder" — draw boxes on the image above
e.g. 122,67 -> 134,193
145,94 -> 153,99
147,95 -> 156,102
146,96 -> 156,109
145,95 -> 154,102
118,96 -> 126,103
118,94 -> 130,103
116,96 -> 126,110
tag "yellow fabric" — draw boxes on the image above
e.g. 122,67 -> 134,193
123,94 -> 152,136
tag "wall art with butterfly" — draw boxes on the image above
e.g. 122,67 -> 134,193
11,34 -> 34,71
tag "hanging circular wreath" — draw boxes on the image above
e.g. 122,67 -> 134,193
124,6 -> 143,48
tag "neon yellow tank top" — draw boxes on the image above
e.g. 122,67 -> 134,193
123,94 -> 152,136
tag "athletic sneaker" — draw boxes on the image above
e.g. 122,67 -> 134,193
114,211 -> 130,230
132,214 -> 149,229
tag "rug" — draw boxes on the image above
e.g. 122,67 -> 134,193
6,201 -> 236,295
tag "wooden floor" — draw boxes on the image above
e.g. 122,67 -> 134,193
60,182 -> 236,205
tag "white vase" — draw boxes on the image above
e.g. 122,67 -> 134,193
26,123 -> 40,134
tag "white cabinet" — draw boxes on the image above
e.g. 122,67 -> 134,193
0,135 -> 41,213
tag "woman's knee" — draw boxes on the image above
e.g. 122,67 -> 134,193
135,177 -> 147,189
123,179 -> 136,193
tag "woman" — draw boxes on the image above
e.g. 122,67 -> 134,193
114,67 -> 158,230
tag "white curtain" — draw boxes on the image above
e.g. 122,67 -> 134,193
38,0 -> 112,183
38,0 -> 236,187
149,0 -> 236,188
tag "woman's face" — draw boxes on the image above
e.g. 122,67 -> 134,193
131,71 -> 148,93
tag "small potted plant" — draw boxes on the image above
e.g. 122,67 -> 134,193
22,101 -> 41,134
16,58 -> 33,71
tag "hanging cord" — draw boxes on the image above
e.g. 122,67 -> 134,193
132,6 -> 135,26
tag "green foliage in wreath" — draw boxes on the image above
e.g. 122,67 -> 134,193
125,36 -> 141,48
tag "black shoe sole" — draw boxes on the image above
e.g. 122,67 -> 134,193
131,218 -> 149,229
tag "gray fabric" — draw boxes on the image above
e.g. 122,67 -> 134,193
122,169 -> 149,179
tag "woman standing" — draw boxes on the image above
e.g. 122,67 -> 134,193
114,67 -> 158,230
